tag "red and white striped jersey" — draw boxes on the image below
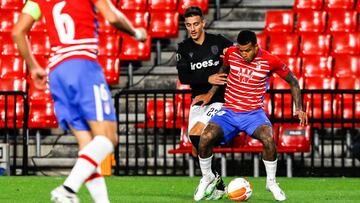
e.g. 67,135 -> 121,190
30,0 -> 98,70
223,46 -> 289,112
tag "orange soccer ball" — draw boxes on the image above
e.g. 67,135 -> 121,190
227,178 -> 253,201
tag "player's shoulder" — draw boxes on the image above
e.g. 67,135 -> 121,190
226,46 -> 239,54
178,37 -> 193,49
259,49 -> 279,60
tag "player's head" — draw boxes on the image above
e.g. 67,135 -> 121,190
184,6 -> 205,42
236,30 -> 259,63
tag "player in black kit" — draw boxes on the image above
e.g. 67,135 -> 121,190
176,6 -> 233,201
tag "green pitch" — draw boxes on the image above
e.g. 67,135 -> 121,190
0,176 -> 360,202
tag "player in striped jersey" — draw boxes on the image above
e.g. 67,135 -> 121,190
195,30 -> 308,201
12,0 -> 146,202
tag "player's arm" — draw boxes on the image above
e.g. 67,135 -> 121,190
12,1 -> 47,90
95,0 -> 147,42
282,71 -> 308,126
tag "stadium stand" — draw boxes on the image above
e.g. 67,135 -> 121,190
293,0 -> 324,10
296,11 -> 327,33
264,10 -> 295,33
299,34 -> 331,56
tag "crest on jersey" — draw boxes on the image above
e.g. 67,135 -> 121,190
176,53 -> 181,62
211,45 -> 219,55
189,52 -> 194,58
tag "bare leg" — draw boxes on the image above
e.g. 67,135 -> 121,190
198,122 -> 224,158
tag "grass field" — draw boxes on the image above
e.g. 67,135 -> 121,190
0,176 -> 360,202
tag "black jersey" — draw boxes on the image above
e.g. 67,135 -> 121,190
176,33 -> 233,104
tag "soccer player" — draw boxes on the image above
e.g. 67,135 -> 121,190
12,0 -> 146,202
176,6 -> 233,201
194,30 -> 308,201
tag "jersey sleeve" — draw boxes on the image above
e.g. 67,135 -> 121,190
222,46 -> 236,67
270,55 -> 290,78
22,0 -> 41,21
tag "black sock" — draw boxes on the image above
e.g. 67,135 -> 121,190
189,135 -> 200,150
63,185 -> 75,194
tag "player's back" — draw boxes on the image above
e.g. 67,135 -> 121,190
32,0 -> 98,69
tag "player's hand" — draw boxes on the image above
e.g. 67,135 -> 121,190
30,68 -> 47,90
191,93 -> 213,107
294,110 -> 308,126
208,73 -> 227,85
134,28 -> 147,42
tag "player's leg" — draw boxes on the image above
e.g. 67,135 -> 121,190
248,110 -> 286,201
188,104 -> 206,157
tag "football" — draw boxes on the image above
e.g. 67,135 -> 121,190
227,177 -> 252,201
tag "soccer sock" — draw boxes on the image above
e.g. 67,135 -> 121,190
199,155 -> 214,177
63,136 -> 114,193
85,167 -> 110,203
263,159 -> 278,184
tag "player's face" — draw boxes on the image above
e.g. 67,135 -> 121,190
237,42 -> 258,63
184,16 -> 205,41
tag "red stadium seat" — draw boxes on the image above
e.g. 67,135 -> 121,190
293,0 -> 324,10
29,34 -> 51,56
1,32 -> 20,55
98,34 -> 121,56
0,0 -> 24,10
323,0 -> 355,10
28,101 -> 58,128
118,0 -> 147,11
331,33 -> 360,55
98,56 -> 120,85
149,12 -> 179,38
336,77 -> 360,121
301,56 -> 333,77
0,78 -> 26,91
28,82 -> 52,102
356,0 -> 360,11
272,76 -> 295,118
333,55 -> 360,78
119,34 -> 151,60
0,97 -> 24,128
142,99 -> 177,128
0,9 -> 20,32
148,0 -> 178,11
296,11 -> 327,33
122,11 -> 149,29
97,14 -> 117,34
327,11 -> 358,33
304,77 -> 336,119
281,56 -> 301,77
0,56 -> 26,79
256,33 -> 268,50
277,124 -> 311,153
178,0 -> 208,14
30,16 -> 47,33
268,34 -> 299,56
299,34 -> 331,56
264,10 -> 295,33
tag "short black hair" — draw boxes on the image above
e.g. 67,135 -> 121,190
184,6 -> 203,19
237,30 -> 257,45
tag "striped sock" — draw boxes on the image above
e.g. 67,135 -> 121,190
85,167 -> 110,203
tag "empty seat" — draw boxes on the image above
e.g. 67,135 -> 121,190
0,9 -> 20,32
119,34 -> 151,60
149,11 -> 179,38
0,97 -> 24,128
97,14 -> 117,34
299,34 -> 331,56
118,0 -> 147,11
264,10 -> 295,33
281,56 -> 301,77
277,124 -> 311,152
272,76 -> 296,118
28,101 -> 58,128
256,33 -> 268,49
1,32 -> 20,55
304,76 -> 336,119
178,0 -> 208,14
333,55 -> 360,78
0,56 -> 26,79
327,11 -> 357,33
122,11 -> 149,29
0,78 -> 26,91
29,34 -> 51,56
268,34 -> 299,56
98,56 -> 120,85
296,11 -> 327,33
148,0 -> 178,11
98,34 -> 121,56
301,56 -> 333,77
336,77 -> 360,121
331,33 -> 360,55
28,82 -> 52,102
293,0 -> 324,10
0,0 -> 24,10
323,0 -> 355,10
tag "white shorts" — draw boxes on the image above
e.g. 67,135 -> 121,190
187,102 -> 223,132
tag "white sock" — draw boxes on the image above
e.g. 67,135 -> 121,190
199,155 -> 213,177
85,167 -> 110,203
263,159 -> 277,184
64,136 -> 114,193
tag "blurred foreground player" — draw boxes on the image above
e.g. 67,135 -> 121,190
12,0 -> 146,202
